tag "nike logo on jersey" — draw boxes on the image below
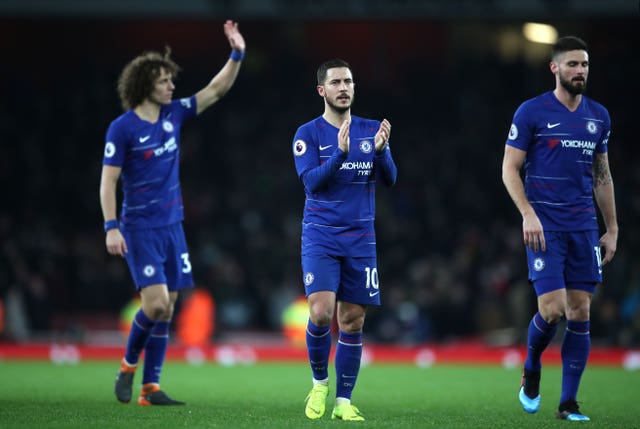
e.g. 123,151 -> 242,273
547,122 -> 561,129
369,291 -> 379,297
319,145 -> 333,151
139,135 -> 151,142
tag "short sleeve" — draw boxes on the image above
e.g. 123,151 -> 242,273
506,101 -> 535,152
103,120 -> 127,167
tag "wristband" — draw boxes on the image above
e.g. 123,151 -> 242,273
230,49 -> 245,62
104,219 -> 118,232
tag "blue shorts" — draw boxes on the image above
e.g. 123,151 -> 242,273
122,222 -> 194,291
301,255 -> 381,306
526,230 -> 602,295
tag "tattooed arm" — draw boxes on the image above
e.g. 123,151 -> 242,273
593,152 -> 618,265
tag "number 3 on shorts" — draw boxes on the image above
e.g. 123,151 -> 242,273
181,252 -> 192,274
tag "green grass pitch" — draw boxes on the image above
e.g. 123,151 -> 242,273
0,361 -> 637,428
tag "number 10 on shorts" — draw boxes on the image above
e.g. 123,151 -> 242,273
364,267 -> 379,290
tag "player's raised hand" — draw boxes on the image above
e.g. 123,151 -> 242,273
338,119 -> 350,153
106,229 -> 128,257
374,119 -> 391,152
224,20 -> 246,52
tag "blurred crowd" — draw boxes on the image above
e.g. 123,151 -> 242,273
1,19 -> 638,346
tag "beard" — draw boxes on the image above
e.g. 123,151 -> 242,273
560,75 -> 587,95
326,94 -> 353,114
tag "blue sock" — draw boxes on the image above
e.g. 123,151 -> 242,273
560,320 -> 590,404
142,321 -> 170,385
124,309 -> 155,365
306,319 -> 332,381
524,312 -> 558,371
335,330 -> 362,400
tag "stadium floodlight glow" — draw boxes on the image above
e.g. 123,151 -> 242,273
522,23 -> 558,45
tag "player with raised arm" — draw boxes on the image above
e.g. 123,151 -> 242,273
502,36 -> 618,421
292,59 -> 397,421
100,20 -> 245,406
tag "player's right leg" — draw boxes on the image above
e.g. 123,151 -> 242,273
520,240 -> 566,414
301,255 -> 340,419
303,292 -> 334,419
518,368 -> 541,413
519,308 -> 559,413
136,286 -> 185,406
115,227 -> 163,403
114,309 -> 155,403
305,383 -> 330,420
115,357 -> 139,403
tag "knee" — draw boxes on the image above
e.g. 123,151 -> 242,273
338,311 -> 365,333
539,305 -> 565,324
566,304 -> 590,321
162,304 -> 175,321
339,318 -> 364,333
566,290 -> 592,322
309,302 -> 333,327
143,300 -> 172,321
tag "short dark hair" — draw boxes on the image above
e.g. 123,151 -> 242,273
316,59 -> 352,85
117,46 -> 181,110
552,36 -> 588,61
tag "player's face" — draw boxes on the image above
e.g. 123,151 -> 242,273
553,50 -> 589,95
318,67 -> 355,114
148,68 -> 175,105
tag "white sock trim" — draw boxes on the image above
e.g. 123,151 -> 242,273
312,377 -> 329,386
335,397 -> 350,406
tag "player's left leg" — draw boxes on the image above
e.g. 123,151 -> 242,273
556,231 -> 601,420
332,301 -> 365,421
330,256 -> 381,421
137,223 -> 193,406
137,286 -> 185,406
557,286 -> 594,421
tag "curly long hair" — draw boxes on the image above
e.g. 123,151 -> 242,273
117,46 -> 181,110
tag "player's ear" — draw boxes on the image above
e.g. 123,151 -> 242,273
317,85 -> 325,97
549,61 -> 558,75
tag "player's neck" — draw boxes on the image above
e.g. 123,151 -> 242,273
322,109 -> 351,129
133,100 -> 162,123
553,87 -> 582,112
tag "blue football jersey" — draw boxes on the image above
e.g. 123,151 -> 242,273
103,96 -> 197,229
506,91 -> 610,231
293,115 -> 397,257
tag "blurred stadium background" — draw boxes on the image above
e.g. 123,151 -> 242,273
0,1 -> 638,363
